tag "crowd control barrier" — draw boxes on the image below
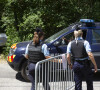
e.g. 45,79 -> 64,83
35,54 -> 75,90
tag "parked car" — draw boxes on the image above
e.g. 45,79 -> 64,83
0,33 -> 7,46
7,19 -> 100,81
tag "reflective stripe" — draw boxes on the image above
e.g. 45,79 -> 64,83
11,43 -> 17,49
8,56 -> 9,62
8,56 -> 11,62
11,55 -> 13,62
8,55 -> 16,62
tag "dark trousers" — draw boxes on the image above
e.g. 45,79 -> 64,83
28,62 -> 50,90
73,60 -> 93,90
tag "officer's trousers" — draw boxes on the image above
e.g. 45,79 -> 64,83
73,60 -> 93,90
28,62 -> 50,90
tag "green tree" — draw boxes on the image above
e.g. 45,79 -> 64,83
0,0 -> 7,33
1,0 -> 100,55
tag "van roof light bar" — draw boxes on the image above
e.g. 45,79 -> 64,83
80,19 -> 94,23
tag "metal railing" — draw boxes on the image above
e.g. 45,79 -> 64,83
35,54 -> 75,90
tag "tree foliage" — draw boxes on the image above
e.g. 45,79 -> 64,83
0,0 -> 100,54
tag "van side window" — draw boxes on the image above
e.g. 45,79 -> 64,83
64,32 -> 74,42
92,29 -> 100,44
82,30 -> 87,40
59,30 -> 87,45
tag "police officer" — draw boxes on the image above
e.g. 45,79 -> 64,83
25,28 -> 51,90
67,30 -> 97,90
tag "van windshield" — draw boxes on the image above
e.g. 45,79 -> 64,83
45,28 -> 69,43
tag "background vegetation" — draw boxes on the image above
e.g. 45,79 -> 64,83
0,0 -> 100,55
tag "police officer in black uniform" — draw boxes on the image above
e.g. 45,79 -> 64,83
25,28 -> 51,90
67,29 -> 97,90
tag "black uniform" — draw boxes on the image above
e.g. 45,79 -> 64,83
28,41 -> 50,90
71,40 -> 93,90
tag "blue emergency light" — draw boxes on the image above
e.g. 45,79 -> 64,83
80,19 -> 94,23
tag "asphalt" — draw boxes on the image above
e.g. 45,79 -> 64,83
0,61 -> 31,90
82,82 -> 100,90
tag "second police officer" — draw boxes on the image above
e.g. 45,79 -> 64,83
67,27 -> 97,90
25,28 -> 51,90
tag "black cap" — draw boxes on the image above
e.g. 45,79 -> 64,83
35,27 -> 43,33
76,25 -> 79,31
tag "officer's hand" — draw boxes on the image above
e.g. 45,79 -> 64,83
69,64 -> 73,69
94,65 -> 97,73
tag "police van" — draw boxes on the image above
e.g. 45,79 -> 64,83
7,19 -> 100,81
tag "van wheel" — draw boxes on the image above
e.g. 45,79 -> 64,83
21,61 -> 30,82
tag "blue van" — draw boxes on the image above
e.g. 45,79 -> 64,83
7,19 -> 100,81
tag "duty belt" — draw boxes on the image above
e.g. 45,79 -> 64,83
74,57 -> 88,60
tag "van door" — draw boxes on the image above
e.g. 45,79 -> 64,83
90,29 -> 100,69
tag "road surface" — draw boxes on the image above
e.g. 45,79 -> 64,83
0,61 -> 31,90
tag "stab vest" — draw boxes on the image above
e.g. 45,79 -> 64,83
28,41 -> 45,63
71,40 -> 88,59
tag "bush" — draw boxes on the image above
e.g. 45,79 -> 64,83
1,10 -> 44,55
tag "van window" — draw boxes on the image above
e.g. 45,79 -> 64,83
59,32 -> 74,45
92,29 -> 100,44
59,30 -> 87,45
45,28 -> 69,43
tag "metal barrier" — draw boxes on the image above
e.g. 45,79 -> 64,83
35,54 -> 75,90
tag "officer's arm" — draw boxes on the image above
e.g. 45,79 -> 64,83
43,44 -> 62,62
85,41 -> 97,73
67,53 -> 72,69
42,44 -> 51,59
67,42 -> 72,65
88,52 -> 97,66
25,44 -> 29,59
25,54 -> 28,59
45,56 -> 51,59
87,52 -> 97,73
67,53 -> 71,65
44,46 -> 62,62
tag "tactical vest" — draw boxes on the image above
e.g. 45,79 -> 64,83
28,41 -> 45,63
71,40 -> 88,59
